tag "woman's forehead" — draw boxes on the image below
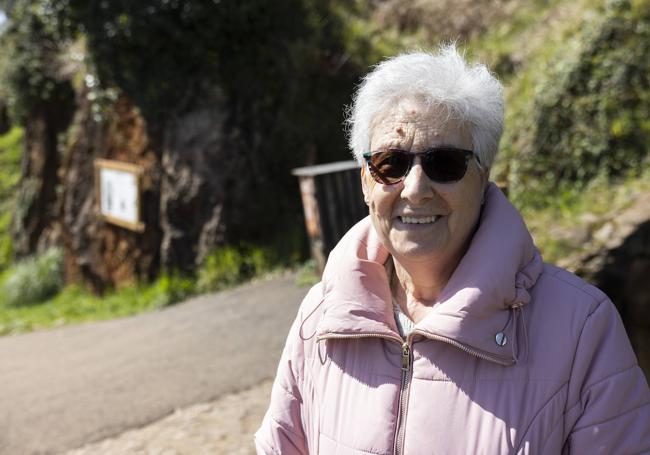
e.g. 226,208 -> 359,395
370,99 -> 470,148
372,98 -> 462,130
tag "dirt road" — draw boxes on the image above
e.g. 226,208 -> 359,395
66,380 -> 273,455
0,274 -> 309,455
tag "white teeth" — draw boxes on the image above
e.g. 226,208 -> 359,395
400,215 -> 439,224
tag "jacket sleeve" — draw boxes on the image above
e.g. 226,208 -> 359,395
563,298 -> 650,453
255,284 -> 323,455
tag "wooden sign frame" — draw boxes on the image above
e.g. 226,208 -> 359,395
94,159 -> 145,232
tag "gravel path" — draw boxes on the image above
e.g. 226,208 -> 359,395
66,380 -> 272,455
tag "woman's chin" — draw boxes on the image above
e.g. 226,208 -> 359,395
389,239 -> 447,262
389,225 -> 447,253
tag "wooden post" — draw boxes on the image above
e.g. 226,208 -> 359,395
292,161 -> 366,273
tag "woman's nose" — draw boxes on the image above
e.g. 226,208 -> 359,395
401,156 -> 433,204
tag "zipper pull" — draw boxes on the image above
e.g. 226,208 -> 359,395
401,343 -> 410,371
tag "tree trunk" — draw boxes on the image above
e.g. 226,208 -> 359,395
60,90 -> 161,293
13,92 -> 74,257
159,87 -> 239,273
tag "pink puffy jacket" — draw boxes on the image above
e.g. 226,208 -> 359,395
255,183 -> 650,454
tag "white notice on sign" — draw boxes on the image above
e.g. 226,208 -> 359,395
99,167 -> 139,224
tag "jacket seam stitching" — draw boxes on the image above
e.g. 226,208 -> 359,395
543,269 -> 606,303
412,376 -> 563,383
564,363 -> 641,417
277,381 -> 301,403
582,362 -> 639,393
565,398 -> 581,416
538,411 -> 565,453
256,435 -> 282,455
319,430 -> 387,455
571,399 -> 650,432
270,414 -> 305,441
563,298 -> 606,414
514,381 -> 568,449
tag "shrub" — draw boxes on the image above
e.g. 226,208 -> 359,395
506,0 -> 650,206
0,247 -> 63,306
144,274 -> 197,308
196,244 -> 274,293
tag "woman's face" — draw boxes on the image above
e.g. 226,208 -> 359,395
362,97 -> 487,268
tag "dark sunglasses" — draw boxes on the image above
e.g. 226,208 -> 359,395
362,147 -> 480,185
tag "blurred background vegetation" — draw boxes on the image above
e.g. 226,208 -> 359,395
0,0 -> 648,335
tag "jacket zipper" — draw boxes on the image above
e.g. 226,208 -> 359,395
316,332 -> 403,345
413,330 -> 514,366
318,332 -> 413,455
317,330 -> 513,454
394,340 -> 412,455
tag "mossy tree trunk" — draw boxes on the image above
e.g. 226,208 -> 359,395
13,92 -> 75,258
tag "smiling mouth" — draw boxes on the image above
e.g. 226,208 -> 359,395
398,215 -> 441,224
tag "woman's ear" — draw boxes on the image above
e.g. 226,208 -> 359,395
481,166 -> 490,190
480,167 -> 490,205
360,167 -> 370,205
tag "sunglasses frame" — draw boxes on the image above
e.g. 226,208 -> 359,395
362,147 -> 480,185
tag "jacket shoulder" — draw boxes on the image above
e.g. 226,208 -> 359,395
536,263 -> 609,314
526,263 -> 618,375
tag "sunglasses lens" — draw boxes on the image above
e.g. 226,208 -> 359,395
422,148 -> 469,182
368,150 -> 410,184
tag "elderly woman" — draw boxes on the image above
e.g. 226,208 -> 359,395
255,46 -> 650,454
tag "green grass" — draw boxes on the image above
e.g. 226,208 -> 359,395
295,259 -> 321,287
0,262 -> 312,337
467,0 -> 579,74
0,273 -> 196,336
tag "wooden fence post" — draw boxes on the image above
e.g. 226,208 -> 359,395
292,161 -> 367,273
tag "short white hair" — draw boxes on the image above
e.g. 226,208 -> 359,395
346,44 -> 504,169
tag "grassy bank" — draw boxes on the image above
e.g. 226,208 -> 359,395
522,166 -> 650,265
0,244 -> 297,337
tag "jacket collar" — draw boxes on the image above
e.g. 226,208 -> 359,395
316,183 -> 544,364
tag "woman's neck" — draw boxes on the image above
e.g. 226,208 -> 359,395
388,250 -> 464,324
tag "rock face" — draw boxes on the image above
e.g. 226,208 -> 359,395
592,196 -> 650,378
61,90 -> 161,292
564,191 -> 650,379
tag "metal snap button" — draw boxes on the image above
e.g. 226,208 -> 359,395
495,332 -> 507,346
